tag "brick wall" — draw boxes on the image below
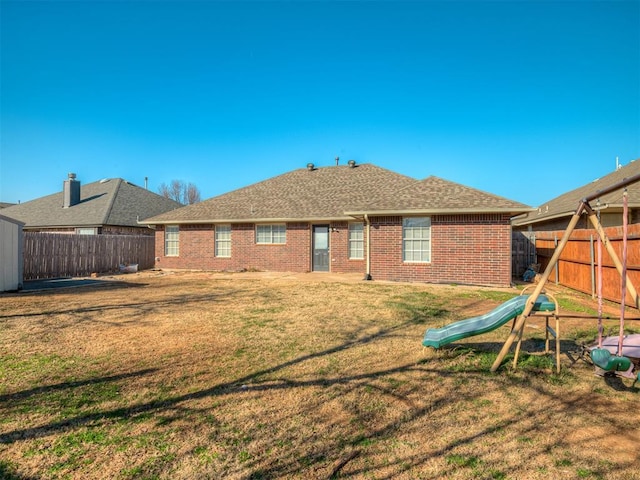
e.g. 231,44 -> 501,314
328,221 -> 367,274
369,214 -> 513,287
155,214 -> 512,287
156,223 -> 313,272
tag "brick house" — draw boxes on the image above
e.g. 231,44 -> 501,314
2,173 -> 182,235
142,162 -> 531,287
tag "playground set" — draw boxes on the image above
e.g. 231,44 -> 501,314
423,172 -> 640,383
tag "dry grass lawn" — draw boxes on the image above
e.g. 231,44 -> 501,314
1,270 -> 639,480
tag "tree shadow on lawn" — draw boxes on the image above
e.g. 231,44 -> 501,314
0,320 -> 419,444
0,289 -> 247,322
0,368 -> 158,404
2,315 -> 637,478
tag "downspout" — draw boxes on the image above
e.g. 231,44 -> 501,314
364,214 -> 372,280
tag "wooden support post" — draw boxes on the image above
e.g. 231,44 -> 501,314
555,315 -> 561,374
586,212 -> 639,309
491,211 -> 583,372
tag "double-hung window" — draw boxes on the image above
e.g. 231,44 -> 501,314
215,225 -> 231,257
348,222 -> 364,259
165,225 -> 179,256
256,224 -> 286,244
402,217 -> 431,262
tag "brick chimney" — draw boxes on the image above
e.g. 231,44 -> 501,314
63,173 -> 80,208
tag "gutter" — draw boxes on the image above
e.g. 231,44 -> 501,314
364,214 -> 372,280
139,215 -> 358,226
344,207 -> 533,216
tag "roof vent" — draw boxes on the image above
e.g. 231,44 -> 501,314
347,159 -> 356,168
307,163 -> 315,171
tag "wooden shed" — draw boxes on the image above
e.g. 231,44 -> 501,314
0,214 -> 25,291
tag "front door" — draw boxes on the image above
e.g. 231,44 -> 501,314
312,225 -> 329,272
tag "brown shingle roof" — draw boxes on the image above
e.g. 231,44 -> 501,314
512,159 -> 640,226
346,175 -> 530,215
143,163 -> 530,224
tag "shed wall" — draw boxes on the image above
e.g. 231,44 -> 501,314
0,217 -> 24,291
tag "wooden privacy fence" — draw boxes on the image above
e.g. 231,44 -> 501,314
512,231 -> 536,279
535,223 -> 640,306
23,233 -> 155,280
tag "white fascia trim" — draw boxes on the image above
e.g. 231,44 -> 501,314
140,216 -> 355,226
344,208 -> 534,216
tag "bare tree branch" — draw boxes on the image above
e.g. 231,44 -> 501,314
158,180 -> 201,205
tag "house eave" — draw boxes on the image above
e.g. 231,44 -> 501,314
344,207 -> 533,217
140,215 -> 356,226
22,224 -> 104,230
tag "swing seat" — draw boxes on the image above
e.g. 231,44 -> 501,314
590,348 -> 636,379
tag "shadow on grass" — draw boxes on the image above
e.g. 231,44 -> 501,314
0,289 -> 245,321
0,320 -> 420,445
0,462 -> 39,480
0,368 -> 158,403
2,290 -> 638,479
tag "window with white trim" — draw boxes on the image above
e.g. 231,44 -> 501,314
402,217 -> 431,262
256,224 -> 286,244
215,225 -> 231,257
348,222 -> 364,259
164,225 -> 179,256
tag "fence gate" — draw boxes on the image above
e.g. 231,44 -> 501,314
512,231 -> 536,279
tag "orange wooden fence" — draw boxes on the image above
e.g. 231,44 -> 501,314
535,223 -> 640,306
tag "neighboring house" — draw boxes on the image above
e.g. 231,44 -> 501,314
142,162 -> 531,287
0,202 -> 16,209
513,159 -> 640,232
0,214 -> 24,291
2,173 -> 182,235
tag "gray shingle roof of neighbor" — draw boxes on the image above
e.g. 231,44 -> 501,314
142,163 -> 532,225
1,178 -> 183,229
512,159 -> 640,226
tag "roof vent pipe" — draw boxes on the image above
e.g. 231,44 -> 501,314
307,163 -> 315,171
348,159 -> 356,168
63,173 -> 81,208
335,156 -> 339,166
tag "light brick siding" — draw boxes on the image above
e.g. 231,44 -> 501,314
514,210 -> 639,232
155,214 -> 512,286
369,214 -> 512,287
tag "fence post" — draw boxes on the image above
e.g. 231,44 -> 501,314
590,234 -> 595,299
554,235 -> 559,284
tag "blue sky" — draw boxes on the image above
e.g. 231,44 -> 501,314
1,0 -> 639,207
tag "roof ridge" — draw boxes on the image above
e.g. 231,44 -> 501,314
100,178 -> 122,225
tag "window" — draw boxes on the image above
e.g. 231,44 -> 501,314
348,222 -> 364,259
215,225 -> 231,257
165,225 -> 179,256
256,224 -> 286,244
76,227 -> 97,235
403,217 -> 431,262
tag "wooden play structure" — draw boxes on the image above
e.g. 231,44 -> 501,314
491,172 -> 640,378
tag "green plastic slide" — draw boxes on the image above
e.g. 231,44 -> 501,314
422,295 -> 556,349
